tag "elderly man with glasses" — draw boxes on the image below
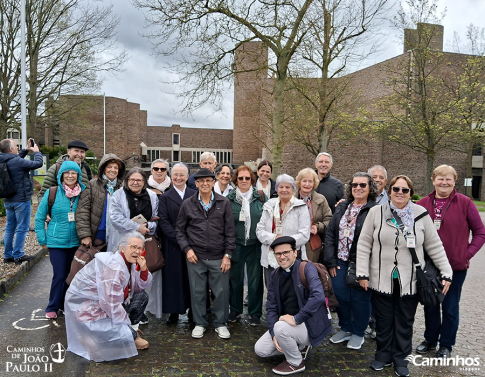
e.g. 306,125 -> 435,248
254,236 -> 332,375
176,168 -> 236,339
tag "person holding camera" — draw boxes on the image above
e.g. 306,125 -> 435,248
0,138 -> 43,265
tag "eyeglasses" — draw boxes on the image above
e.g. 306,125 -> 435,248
152,167 -> 167,172
351,183 -> 367,189
129,244 -> 143,251
238,176 -> 251,181
196,179 -> 214,184
391,186 -> 410,194
274,250 -> 292,258
128,178 -> 144,184
63,171 -> 78,177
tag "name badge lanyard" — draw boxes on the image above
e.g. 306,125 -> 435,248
391,210 -> 415,248
275,202 -> 291,235
68,197 -> 76,222
433,198 -> 452,232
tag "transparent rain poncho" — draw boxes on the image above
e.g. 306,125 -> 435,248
65,251 -> 152,362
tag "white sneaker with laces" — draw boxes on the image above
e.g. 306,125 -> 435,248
191,326 -> 206,339
215,326 -> 231,339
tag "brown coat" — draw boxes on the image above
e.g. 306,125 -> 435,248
298,190 -> 333,263
76,154 -> 125,240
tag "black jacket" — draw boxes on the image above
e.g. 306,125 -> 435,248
315,173 -> 344,214
176,192 -> 236,260
323,199 -> 376,268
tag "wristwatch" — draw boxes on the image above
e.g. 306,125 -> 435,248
224,253 -> 232,259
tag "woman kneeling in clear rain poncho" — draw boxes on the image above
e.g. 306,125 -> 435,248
64,232 -> 152,362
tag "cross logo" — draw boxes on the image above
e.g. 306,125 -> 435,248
49,343 -> 66,363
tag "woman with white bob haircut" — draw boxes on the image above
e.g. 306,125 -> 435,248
64,232 -> 152,362
256,174 -> 311,287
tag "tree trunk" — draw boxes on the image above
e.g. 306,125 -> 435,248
425,152 -> 434,194
271,73 -> 287,178
465,144 -> 474,198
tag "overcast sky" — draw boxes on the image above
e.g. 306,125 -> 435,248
99,0 -> 485,130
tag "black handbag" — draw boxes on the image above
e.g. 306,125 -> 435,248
345,261 -> 364,290
392,210 -> 444,306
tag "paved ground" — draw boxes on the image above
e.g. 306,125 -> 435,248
1,219 -> 485,376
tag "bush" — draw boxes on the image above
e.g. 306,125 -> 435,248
0,199 -> 5,217
85,150 -> 100,176
411,194 -> 420,202
39,145 -> 67,161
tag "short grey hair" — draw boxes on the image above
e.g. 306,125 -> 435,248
368,165 -> 388,179
118,232 -> 146,249
315,152 -> 333,164
0,139 -> 14,153
200,151 -> 216,163
215,163 -> 233,176
151,158 -> 169,171
275,174 -> 296,191
172,162 -> 189,175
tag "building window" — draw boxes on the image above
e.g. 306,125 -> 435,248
173,133 -> 180,145
173,150 -> 179,161
6,130 -> 20,139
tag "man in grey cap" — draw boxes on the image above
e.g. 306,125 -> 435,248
254,236 -> 332,375
176,168 -> 236,339
38,140 -> 92,200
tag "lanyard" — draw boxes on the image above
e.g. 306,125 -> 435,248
69,197 -> 76,212
433,198 -> 451,221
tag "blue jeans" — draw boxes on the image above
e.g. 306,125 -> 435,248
4,201 -> 31,260
331,259 -> 372,337
423,269 -> 467,351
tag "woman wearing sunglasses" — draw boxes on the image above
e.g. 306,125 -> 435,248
356,175 -> 452,377
227,166 -> 265,326
147,159 -> 171,196
324,172 -> 378,350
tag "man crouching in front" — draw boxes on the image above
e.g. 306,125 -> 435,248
64,232 -> 152,362
255,236 -> 332,375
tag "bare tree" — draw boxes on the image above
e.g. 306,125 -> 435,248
134,0 -> 321,176
0,0 -> 126,139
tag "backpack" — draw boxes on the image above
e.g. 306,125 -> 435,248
47,186 -> 58,218
0,161 -> 18,198
299,260 -> 339,310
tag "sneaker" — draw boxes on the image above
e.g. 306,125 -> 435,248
394,366 -> 409,377
416,340 -> 436,354
434,346 -> 451,359
300,345 -> 312,360
215,326 -> 231,339
330,330 -> 352,344
272,360 -> 305,375
3,257 -> 14,263
134,330 -> 149,350
227,311 -> 241,322
365,327 -> 377,339
369,360 -> 393,371
15,255 -> 35,265
248,315 -> 260,326
191,325 -> 206,339
347,334 -> 364,349
139,313 -> 149,325
45,312 -> 57,319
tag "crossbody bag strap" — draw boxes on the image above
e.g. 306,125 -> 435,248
391,210 -> 421,266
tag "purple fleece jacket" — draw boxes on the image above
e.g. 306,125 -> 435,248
417,189 -> 485,271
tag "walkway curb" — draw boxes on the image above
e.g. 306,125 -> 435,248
0,247 -> 47,296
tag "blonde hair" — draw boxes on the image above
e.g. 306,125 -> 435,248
432,165 -> 457,181
295,168 -> 320,191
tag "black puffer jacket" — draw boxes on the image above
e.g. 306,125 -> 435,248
75,154 -> 126,240
176,193 -> 236,260
323,199 -> 376,268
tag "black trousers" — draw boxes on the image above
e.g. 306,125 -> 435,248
124,291 -> 149,340
372,279 -> 419,367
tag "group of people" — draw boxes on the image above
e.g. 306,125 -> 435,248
2,138 -> 484,377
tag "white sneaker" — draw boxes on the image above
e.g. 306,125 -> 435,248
215,326 -> 231,339
191,326 -> 206,339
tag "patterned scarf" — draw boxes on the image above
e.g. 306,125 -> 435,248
62,182 -> 81,198
390,200 -> 415,231
299,191 -> 312,218
103,174 -> 117,195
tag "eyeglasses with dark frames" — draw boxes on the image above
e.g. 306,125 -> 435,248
391,186 -> 410,194
237,176 -> 251,181
152,167 -> 167,172
273,250 -> 293,258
